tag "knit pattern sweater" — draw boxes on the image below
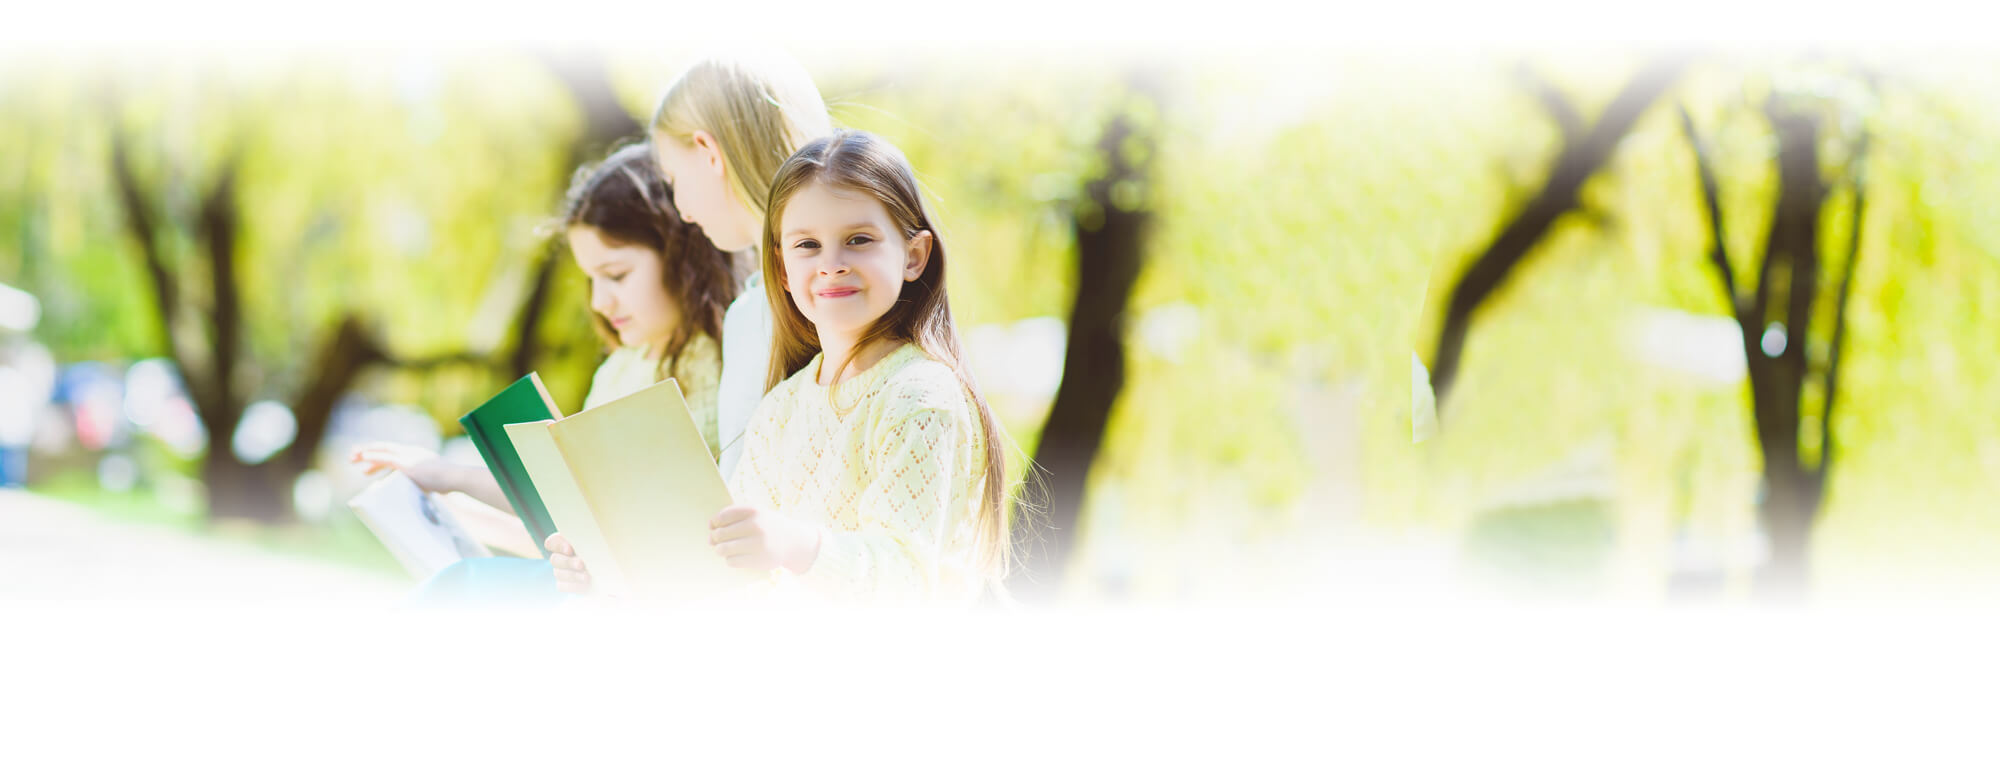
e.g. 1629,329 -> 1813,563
729,342 -> 988,604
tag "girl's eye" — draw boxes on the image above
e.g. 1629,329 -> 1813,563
846,235 -> 874,247
606,272 -> 628,283
792,239 -> 820,252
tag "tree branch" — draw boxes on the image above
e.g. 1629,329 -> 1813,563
1428,54 -> 1689,405
109,134 -> 184,359
198,151 -> 247,438
278,315 -> 385,476
1676,103 -> 1744,322
1819,128 -> 1870,474
509,239 -> 562,380
391,350 -> 500,372
540,53 -> 645,161
1517,62 -> 1585,142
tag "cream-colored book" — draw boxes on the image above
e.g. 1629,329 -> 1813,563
502,377 -> 752,601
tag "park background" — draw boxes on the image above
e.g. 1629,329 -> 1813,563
4,36 -> 1997,606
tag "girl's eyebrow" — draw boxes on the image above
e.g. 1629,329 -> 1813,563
783,221 -> 880,239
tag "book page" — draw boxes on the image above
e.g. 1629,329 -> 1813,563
506,420 -> 635,596
348,471 -> 492,580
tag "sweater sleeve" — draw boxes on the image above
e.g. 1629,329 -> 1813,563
797,402 -> 979,602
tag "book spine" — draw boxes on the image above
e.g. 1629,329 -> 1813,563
461,415 -> 553,557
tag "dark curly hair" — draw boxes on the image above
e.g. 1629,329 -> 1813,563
561,142 -> 738,379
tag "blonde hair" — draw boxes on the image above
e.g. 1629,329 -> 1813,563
650,53 -> 834,225
761,130 -> 1018,587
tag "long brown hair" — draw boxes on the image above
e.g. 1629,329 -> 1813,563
760,130 -> 1018,585
562,142 -> 736,379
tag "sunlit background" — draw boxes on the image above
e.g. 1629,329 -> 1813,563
3,39 -> 1996,607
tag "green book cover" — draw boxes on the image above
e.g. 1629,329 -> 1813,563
458,373 -> 563,557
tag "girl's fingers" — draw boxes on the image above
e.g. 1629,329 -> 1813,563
709,520 -> 757,545
713,538 -> 758,559
710,506 -> 755,529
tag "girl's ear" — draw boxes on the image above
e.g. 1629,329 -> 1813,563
690,130 -> 726,177
903,230 -> 934,281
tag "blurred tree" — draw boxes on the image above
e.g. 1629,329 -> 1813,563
1012,77 -> 1159,597
1676,69 -> 1876,599
104,55 -> 641,523
110,140 -> 379,522
1426,55 -> 1687,407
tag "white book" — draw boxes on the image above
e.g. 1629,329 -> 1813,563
348,471 -> 493,580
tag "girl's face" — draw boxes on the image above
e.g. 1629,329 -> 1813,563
569,225 -> 679,352
653,132 -> 757,252
775,180 -> 931,350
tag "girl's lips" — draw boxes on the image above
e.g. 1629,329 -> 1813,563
611,317 -> 632,328
817,287 -> 860,298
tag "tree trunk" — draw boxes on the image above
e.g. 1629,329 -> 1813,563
1745,96 -> 1830,601
202,453 -> 289,523
1015,105 -> 1153,598
1754,460 -> 1823,602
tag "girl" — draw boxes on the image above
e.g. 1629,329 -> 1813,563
552,130 -> 1017,604
352,142 -> 735,598
646,53 -> 834,483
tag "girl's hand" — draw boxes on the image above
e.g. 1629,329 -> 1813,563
546,533 -> 592,594
710,505 -> 822,574
350,442 -> 462,495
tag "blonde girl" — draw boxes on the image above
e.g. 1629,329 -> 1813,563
645,52 -> 834,482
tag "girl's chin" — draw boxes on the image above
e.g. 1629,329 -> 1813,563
804,315 -> 874,338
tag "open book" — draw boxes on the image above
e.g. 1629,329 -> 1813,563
503,377 -> 754,601
348,471 -> 494,580
458,373 -> 563,557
